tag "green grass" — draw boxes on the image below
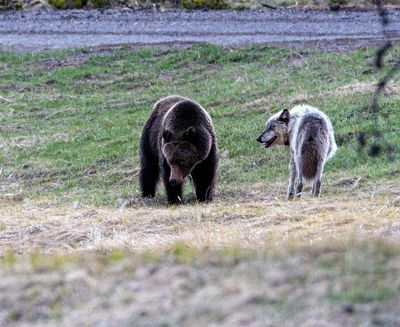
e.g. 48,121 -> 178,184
1,44 -> 400,205
329,284 -> 395,303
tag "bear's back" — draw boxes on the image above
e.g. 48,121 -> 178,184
163,99 -> 213,134
153,95 -> 188,118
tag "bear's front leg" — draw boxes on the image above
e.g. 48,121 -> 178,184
191,144 -> 217,202
162,160 -> 183,204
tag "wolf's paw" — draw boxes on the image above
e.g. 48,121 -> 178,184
287,192 -> 294,200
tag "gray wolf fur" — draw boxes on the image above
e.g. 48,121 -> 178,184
257,104 -> 337,199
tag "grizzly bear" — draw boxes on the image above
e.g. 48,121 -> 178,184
139,95 -> 218,204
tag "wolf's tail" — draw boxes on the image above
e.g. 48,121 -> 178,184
300,137 -> 325,181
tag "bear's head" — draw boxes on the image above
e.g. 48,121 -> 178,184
162,127 -> 209,186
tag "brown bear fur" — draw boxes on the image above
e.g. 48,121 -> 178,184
139,95 -> 218,204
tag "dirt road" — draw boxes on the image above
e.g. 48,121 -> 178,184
1,8 -> 400,52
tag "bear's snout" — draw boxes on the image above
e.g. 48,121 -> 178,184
169,177 -> 182,186
169,166 -> 185,186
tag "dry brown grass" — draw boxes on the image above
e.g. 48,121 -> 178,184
243,80 -> 400,111
1,179 -> 399,256
292,81 -> 400,104
1,180 -> 399,326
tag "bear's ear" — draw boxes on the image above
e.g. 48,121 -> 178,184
278,109 -> 290,124
182,127 -> 196,141
162,130 -> 173,142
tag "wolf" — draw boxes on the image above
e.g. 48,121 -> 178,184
257,104 -> 337,199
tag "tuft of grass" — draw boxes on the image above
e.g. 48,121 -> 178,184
27,252 -> 80,270
169,242 -> 199,263
329,284 -> 395,303
181,0 -> 229,9
3,250 -> 17,268
108,249 -> 125,262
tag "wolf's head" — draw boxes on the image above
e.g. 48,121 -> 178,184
257,109 -> 290,148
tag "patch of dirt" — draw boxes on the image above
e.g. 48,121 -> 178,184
31,53 -> 91,72
0,133 -> 69,155
29,46 -> 131,71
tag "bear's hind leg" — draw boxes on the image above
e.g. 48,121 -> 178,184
139,159 -> 159,198
139,138 -> 159,198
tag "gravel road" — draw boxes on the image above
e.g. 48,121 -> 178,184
0,8 -> 400,52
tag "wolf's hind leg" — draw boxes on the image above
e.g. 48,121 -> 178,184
312,161 -> 324,197
295,160 -> 303,197
287,157 -> 296,200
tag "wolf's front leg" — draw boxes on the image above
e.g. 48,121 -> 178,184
287,157 -> 296,200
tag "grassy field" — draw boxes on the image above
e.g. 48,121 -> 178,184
1,44 -> 400,325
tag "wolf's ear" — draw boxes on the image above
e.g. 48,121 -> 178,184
278,109 -> 290,124
182,127 -> 196,140
163,130 -> 173,142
